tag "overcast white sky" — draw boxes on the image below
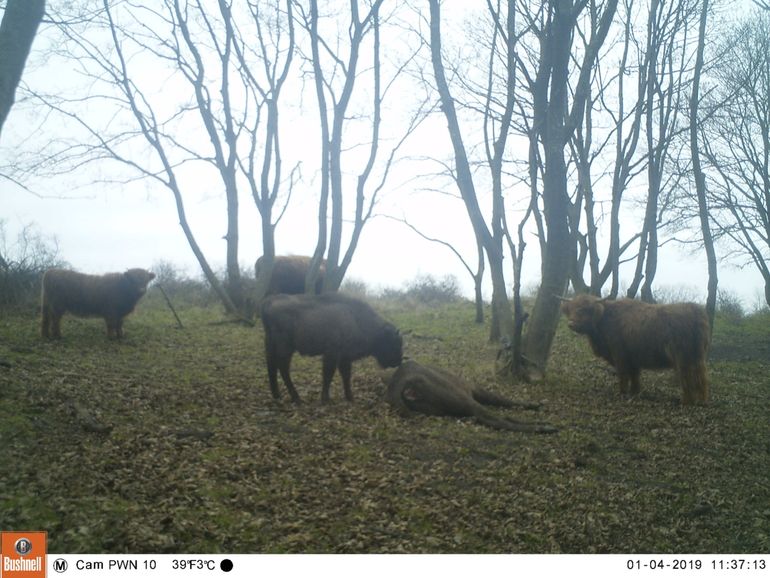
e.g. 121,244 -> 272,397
1,0 -> 766,310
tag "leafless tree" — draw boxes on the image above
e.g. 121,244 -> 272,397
518,0 -> 619,377
566,0 -> 647,298
13,0 -> 298,317
297,0 -> 423,293
240,0 -> 298,303
700,10 -> 770,307
483,0 -> 535,347
625,0 -> 699,303
428,0 -> 517,344
689,0 -> 717,329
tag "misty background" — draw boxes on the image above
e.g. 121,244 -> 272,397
1,0 -> 768,313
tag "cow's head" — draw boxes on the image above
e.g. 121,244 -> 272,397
373,323 -> 403,368
124,268 -> 156,294
560,294 -> 605,334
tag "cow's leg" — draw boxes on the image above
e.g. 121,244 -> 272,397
321,355 -> 337,403
41,305 -> 51,339
265,337 -> 282,400
678,362 -> 702,405
693,360 -> 710,403
278,353 -> 301,404
105,316 -> 119,339
51,310 -> 63,339
629,369 -> 642,397
338,358 -> 353,402
681,385 -> 695,405
675,356 -> 709,405
617,371 -> 630,396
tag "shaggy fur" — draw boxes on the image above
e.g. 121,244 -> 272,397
260,292 -> 403,403
41,268 -> 155,339
255,255 -> 326,295
561,294 -> 710,404
384,360 -> 557,433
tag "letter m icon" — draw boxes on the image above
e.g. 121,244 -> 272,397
53,558 -> 68,573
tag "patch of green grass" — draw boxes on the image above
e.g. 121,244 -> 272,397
1,299 -> 768,553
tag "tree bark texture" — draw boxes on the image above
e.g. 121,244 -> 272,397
0,0 -> 45,136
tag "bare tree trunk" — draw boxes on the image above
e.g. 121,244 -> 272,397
0,0 -> 45,136
629,0 -> 692,303
691,0 -> 716,328
522,0 -> 574,376
241,0 -> 296,304
428,0 -> 515,343
99,2 -> 242,315
639,46 -> 661,304
170,174 -> 239,316
588,0 -> 646,298
568,103 -> 593,295
305,0 -> 331,294
503,192 -> 535,375
522,0 -> 618,377
484,0 -> 520,343
474,240 -> 485,324
302,0 -> 408,294
698,12 -> 770,308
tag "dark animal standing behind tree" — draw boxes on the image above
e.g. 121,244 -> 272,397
41,268 -> 155,339
384,360 -> 557,433
560,294 -> 710,404
260,293 -> 403,403
255,255 -> 326,295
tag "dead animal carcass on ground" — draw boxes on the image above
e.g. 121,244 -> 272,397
384,360 -> 557,433
560,294 -> 710,404
260,293 -> 403,403
41,268 -> 155,339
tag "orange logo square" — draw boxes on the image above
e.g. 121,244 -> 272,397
0,532 -> 46,578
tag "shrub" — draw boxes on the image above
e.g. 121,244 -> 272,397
407,274 -> 461,303
0,222 -> 66,313
340,278 -> 369,298
380,274 -> 462,305
653,285 -> 701,304
145,260 -> 215,308
717,290 -> 745,323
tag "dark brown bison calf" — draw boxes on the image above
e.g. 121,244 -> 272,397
41,268 -> 155,339
255,255 -> 326,295
560,294 -> 710,404
260,293 -> 403,403
384,360 -> 557,433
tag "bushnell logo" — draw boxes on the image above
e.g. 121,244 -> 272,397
1,532 -> 47,578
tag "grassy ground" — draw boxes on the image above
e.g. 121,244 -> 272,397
0,293 -> 768,553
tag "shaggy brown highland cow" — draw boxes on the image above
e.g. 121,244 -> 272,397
561,294 -> 710,404
255,255 -> 326,295
260,292 -> 403,403
384,360 -> 557,433
41,268 -> 155,339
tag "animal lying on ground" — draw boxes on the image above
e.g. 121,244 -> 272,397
255,255 -> 326,295
260,292 -> 403,403
41,268 -> 155,339
384,360 -> 558,433
560,294 -> 710,404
